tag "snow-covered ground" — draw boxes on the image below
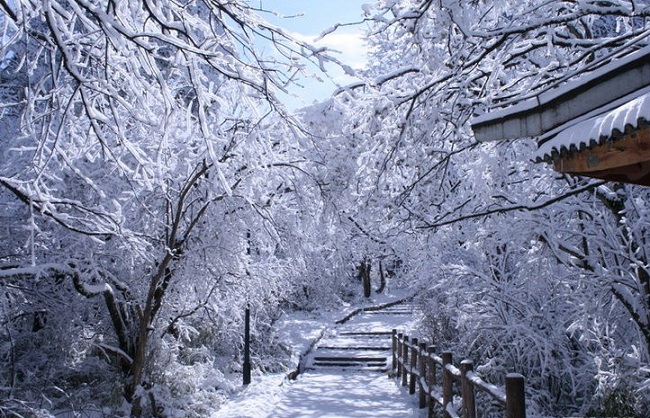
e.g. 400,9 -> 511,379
213,311 -> 330,417
268,372 -> 425,417
214,291 -> 423,417
213,371 -> 425,418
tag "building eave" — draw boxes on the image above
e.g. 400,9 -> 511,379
471,44 -> 650,142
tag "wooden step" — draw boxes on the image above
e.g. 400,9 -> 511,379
313,356 -> 387,362
363,310 -> 413,315
317,346 -> 391,351
312,360 -> 386,365
306,364 -> 388,372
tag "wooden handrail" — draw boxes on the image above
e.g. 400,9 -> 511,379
466,370 -> 507,405
391,329 -> 526,418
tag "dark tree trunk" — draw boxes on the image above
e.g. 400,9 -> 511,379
377,260 -> 386,294
359,259 -> 372,298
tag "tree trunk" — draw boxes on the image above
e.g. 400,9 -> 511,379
360,259 -> 372,298
127,251 -> 175,417
377,260 -> 386,294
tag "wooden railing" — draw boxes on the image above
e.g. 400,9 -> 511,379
391,330 -> 526,418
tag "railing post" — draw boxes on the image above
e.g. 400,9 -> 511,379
442,352 -> 453,418
396,333 -> 403,378
506,373 -> 526,418
418,341 -> 427,408
461,360 -> 476,418
409,337 -> 419,394
427,346 -> 437,386
426,346 -> 436,418
401,335 -> 409,387
391,329 -> 397,372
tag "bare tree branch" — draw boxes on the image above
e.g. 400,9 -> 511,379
419,180 -> 605,229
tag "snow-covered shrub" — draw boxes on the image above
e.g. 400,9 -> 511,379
586,385 -> 640,418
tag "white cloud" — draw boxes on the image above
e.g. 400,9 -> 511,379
293,31 -> 368,72
274,30 -> 368,109
313,32 -> 368,70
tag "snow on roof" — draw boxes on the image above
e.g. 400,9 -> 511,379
474,44 -> 650,124
535,88 -> 650,162
472,43 -> 650,142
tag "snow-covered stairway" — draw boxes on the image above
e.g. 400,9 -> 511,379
267,299 -> 423,417
304,301 -> 418,373
306,330 -> 392,372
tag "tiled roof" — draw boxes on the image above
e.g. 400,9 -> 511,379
535,89 -> 650,162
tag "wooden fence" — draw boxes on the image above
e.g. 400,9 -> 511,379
391,330 -> 526,418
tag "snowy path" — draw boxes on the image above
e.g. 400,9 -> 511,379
267,372 -> 420,417
267,301 -> 424,418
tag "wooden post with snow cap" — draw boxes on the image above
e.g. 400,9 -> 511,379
418,341 -> 427,408
409,337 -> 418,394
401,335 -> 409,387
391,329 -> 398,372
442,352 -> 453,418
506,373 -> 526,418
461,360 -> 476,418
426,345 -> 437,417
396,332 -> 404,378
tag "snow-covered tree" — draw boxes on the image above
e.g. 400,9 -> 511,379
329,0 -> 650,414
0,1 -> 346,415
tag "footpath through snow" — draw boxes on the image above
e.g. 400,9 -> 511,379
215,296 -> 424,417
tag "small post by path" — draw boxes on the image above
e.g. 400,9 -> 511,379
461,360 -> 476,418
506,373 -> 526,418
426,346 -> 436,418
409,337 -> 419,394
397,332 -> 404,378
442,352 -> 453,418
392,329 -> 398,372
401,335 -> 409,387
418,341 -> 427,408
243,305 -> 251,385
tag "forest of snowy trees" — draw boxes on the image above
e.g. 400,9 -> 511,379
1,0 -> 649,416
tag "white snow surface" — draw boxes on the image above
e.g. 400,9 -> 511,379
213,312 -> 330,418
213,291 -> 423,417
267,372 -> 423,417
473,43 -> 650,126
536,89 -> 650,160
267,300 -> 422,418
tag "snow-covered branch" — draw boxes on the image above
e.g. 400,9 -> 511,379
419,180 -> 605,230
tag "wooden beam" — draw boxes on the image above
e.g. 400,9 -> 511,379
586,161 -> 650,184
561,162 -> 650,186
552,126 -> 650,174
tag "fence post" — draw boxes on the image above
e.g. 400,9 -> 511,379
401,335 -> 409,387
461,360 -> 476,418
427,346 -> 437,386
409,337 -> 419,394
506,373 -> 526,418
427,346 -> 437,418
392,329 -> 397,372
396,333 -> 403,378
418,341 -> 427,408
442,352 -> 453,418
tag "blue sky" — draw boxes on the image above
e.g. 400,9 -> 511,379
261,0 -> 368,33
259,1 -> 370,109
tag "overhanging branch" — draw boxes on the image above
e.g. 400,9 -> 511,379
348,216 -> 386,245
419,180 -> 605,229
0,0 -> 16,21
